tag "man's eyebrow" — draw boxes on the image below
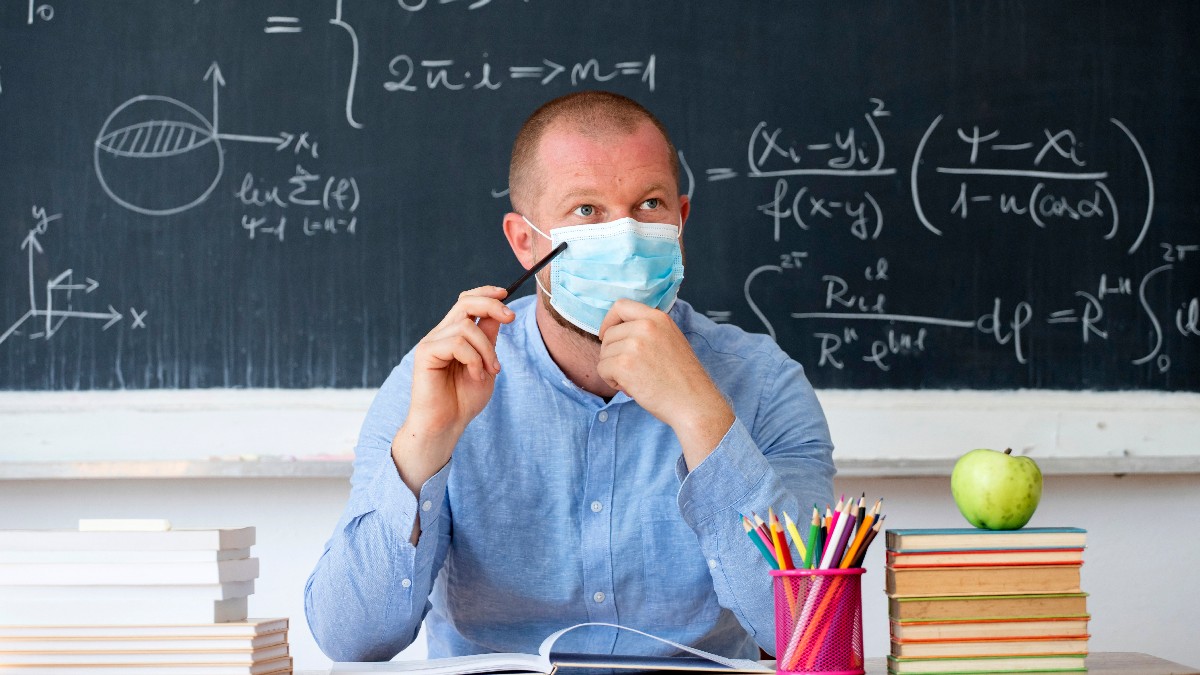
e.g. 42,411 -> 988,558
551,188 -> 603,209
553,183 -> 672,207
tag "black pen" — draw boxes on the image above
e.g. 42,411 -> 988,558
504,242 -> 567,299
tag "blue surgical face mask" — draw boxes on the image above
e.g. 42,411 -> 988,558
522,215 -> 685,336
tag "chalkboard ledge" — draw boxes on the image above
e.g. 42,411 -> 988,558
2,455 -> 1199,480
0,389 -> 1196,479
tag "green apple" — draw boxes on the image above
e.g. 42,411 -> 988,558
950,448 -> 1042,530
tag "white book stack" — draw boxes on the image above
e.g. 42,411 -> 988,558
0,520 -> 291,674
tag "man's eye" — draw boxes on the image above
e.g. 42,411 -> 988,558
641,198 -> 661,210
573,205 -> 595,217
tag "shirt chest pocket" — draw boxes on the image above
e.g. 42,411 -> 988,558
639,496 -> 720,625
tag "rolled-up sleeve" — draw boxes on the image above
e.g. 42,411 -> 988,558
675,355 -> 835,654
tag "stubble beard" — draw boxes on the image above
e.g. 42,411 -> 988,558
537,270 -> 601,345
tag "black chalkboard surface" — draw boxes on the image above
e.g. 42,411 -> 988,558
1,1 -> 1197,390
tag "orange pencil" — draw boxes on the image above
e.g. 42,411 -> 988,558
849,515 -> 885,568
839,498 -> 881,569
788,574 -> 845,669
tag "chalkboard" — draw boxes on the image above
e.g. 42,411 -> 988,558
1,1 -> 1197,391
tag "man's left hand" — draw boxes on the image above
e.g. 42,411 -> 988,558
598,299 -> 736,470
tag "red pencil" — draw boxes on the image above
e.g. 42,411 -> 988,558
770,510 -> 795,570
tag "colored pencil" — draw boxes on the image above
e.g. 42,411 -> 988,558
804,506 -> 821,569
750,512 -> 776,558
782,511 -> 807,563
819,501 -> 853,569
770,510 -> 795,570
849,515 -> 885,568
741,515 -> 779,570
824,499 -> 857,569
839,498 -> 880,569
821,506 -> 834,558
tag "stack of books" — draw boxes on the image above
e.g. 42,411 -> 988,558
0,521 -> 291,674
884,527 -> 1089,674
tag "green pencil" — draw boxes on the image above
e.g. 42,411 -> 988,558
803,505 -> 821,569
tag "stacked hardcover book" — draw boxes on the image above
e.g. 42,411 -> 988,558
885,527 -> 1089,675
0,521 -> 291,674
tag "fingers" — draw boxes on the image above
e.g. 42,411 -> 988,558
436,286 -> 514,331
417,287 -> 515,380
597,308 -> 649,392
597,298 -> 659,341
477,316 -> 503,348
444,333 -> 489,382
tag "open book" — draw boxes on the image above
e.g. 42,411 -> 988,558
332,623 -> 773,675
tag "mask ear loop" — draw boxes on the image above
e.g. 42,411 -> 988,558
521,215 -> 552,241
521,215 -> 555,301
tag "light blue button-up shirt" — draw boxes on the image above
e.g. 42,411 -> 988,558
305,297 -> 835,663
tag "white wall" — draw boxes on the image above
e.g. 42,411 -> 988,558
1,471 -> 1197,670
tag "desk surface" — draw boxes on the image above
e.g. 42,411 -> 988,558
296,651 -> 1200,675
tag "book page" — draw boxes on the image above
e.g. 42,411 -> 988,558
538,623 -> 771,673
332,653 -> 545,675
332,622 -> 773,674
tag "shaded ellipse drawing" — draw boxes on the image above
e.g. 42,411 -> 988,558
94,95 -> 225,216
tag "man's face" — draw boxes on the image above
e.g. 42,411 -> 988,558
526,120 -> 689,339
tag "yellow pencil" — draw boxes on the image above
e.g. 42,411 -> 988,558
782,511 -> 807,562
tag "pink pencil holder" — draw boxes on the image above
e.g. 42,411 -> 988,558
771,568 -> 865,675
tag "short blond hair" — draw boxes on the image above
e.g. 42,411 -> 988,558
508,91 -> 679,214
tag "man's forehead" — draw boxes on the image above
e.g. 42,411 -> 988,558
536,119 -> 672,170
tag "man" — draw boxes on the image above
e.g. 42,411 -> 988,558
305,90 -> 835,662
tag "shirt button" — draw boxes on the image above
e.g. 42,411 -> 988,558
401,578 -> 412,588
598,411 -> 609,422
708,559 -> 718,569
590,501 -> 603,513
593,591 -> 605,603
421,500 -> 432,512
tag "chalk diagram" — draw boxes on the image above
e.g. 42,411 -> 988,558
93,64 -> 299,216
93,0 -> 363,216
0,208 -> 145,346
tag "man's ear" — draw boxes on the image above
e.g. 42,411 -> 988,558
679,194 -> 691,236
502,212 -> 537,270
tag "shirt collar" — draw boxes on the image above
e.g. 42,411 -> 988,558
516,296 -> 632,409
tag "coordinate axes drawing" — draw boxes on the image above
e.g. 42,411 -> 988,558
1,207 -> 145,345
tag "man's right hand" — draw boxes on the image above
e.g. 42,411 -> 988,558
391,286 -> 514,515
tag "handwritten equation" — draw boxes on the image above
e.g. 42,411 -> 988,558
385,54 -> 655,94
714,99 -> 1195,377
912,116 -> 1154,253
